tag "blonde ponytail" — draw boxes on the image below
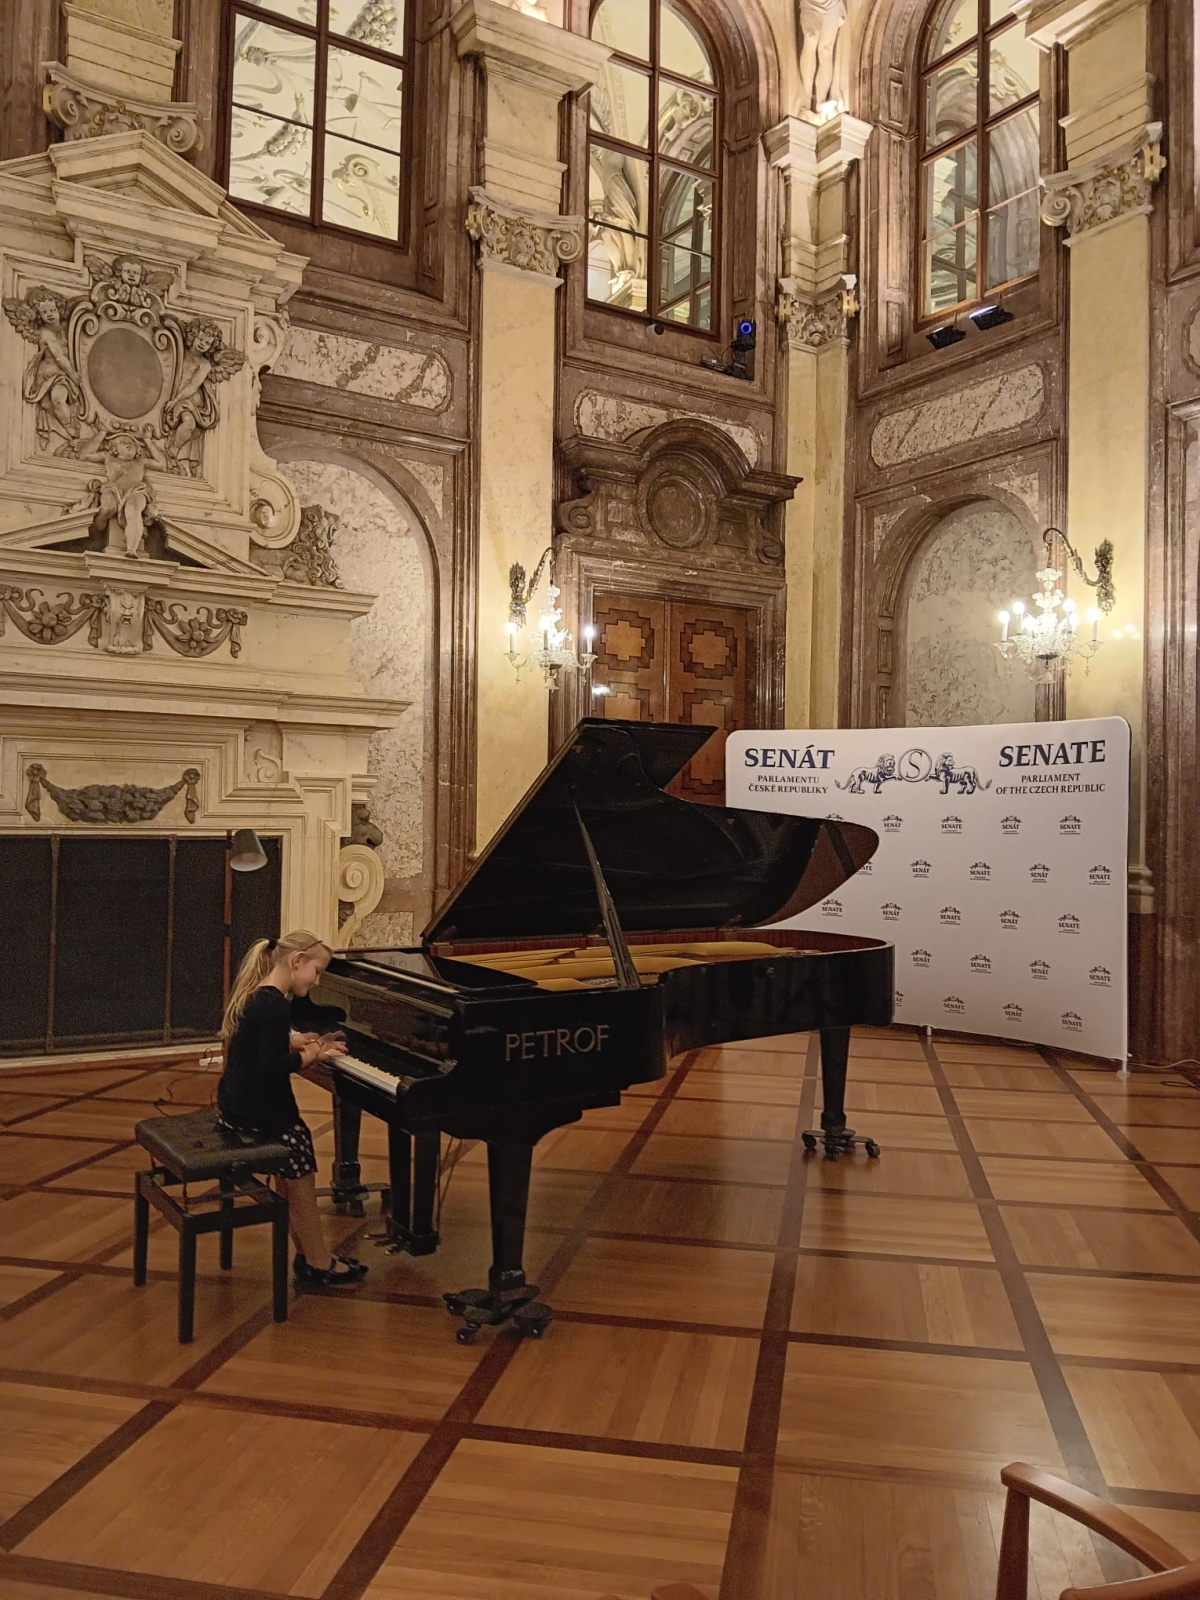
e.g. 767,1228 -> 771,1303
221,929 -> 330,1043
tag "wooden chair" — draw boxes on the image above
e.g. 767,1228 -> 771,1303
596,1468 -> 1200,1600
997,1463 -> 1200,1599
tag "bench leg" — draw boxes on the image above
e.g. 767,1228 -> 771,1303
178,1224 -> 197,1344
133,1177 -> 150,1287
219,1186 -> 234,1271
272,1194 -> 289,1323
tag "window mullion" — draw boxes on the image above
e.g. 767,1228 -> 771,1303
312,0 -> 329,229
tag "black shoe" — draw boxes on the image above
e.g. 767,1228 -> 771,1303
293,1252 -> 369,1285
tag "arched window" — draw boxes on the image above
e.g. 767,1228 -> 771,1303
587,0 -> 719,333
919,0 -> 1041,319
225,0 -> 409,243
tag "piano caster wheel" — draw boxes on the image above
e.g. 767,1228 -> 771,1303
456,1325 -> 478,1345
526,1322 -> 545,1339
865,1140 -> 881,1159
335,1198 -> 366,1218
802,1133 -> 818,1153
823,1147 -> 839,1161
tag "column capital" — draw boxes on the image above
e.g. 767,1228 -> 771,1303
452,0 -> 609,97
464,186 -> 583,283
778,275 -> 858,352
1041,121 -> 1165,243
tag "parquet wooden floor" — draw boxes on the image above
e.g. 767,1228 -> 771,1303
1,1034 -> 1199,1599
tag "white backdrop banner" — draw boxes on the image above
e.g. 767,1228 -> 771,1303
725,718 -> 1130,1062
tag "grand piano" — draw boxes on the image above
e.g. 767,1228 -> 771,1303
309,719 -> 893,1341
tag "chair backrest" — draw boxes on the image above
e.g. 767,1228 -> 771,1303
997,1464 -> 1200,1600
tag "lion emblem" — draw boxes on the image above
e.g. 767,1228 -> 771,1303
929,753 -> 992,795
837,753 -> 897,793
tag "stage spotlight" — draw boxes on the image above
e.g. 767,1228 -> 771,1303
969,304 -> 1014,331
926,324 -> 966,350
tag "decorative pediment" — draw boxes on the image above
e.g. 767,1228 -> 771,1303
0,131 -> 307,573
556,418 -> 800,570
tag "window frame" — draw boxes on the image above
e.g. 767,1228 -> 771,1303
917,0 -> 1042,323
585,0 -> 724,339
221,0 -> 415,254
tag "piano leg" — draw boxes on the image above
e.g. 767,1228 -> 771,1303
329,1094 -> 369,1216
487,1137 -> 533,1297
442,1139 -> 552,1344
381,1126 -> 440,1256
801,1026 -> 881,1162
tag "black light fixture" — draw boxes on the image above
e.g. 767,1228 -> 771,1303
731,318 -> 757,354
230,829 -> 268,872
700,317 -> 757,379
969,303 -> 1014,331
926,323 -> 966,350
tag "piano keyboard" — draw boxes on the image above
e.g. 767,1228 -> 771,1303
328,1053 -> 400,1099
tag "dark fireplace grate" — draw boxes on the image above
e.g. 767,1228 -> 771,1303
0,834 -> 282,1057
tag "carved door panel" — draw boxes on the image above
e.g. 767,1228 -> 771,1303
665,601 -> 748,804
591,591 -> 748,804
591,594 -> 667,723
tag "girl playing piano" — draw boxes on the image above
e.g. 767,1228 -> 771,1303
218,931 -> 368,1285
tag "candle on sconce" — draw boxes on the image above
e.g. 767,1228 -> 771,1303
1088,607 -> 1100,645
998,609 -> 1009,643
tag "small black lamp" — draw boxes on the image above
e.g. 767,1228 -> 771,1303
230,829 -> 268,872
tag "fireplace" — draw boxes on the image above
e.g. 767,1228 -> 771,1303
0,834 -> 282,1057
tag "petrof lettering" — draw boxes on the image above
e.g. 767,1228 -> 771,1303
505,1024 -> 611,1063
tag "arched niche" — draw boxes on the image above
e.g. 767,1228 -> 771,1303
899,499 -> 1042,727
275,451 -> 441,940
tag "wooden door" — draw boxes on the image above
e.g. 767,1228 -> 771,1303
591,591 -> 749,805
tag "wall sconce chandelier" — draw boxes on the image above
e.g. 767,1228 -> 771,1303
996,527 -> 1116,676
505,546 -> 596,685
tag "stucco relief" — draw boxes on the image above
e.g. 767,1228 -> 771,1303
403,459 -> 446,520
904,502 -> 1039,727
870,366 -> 1045,469
871,509 -> 901,559
281,460 -> 429,915
995,471 -> 1040,522
272,328 -> 452,414
574,390 -> 761,468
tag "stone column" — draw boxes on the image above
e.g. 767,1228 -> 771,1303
1028,0 -> 1163,917
764,112 -> 871,729
452,0 -> 608,846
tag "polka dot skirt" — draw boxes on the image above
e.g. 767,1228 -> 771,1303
217,1116 -> 318,1180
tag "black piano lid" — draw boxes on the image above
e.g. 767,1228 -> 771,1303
423,719 -> 879,945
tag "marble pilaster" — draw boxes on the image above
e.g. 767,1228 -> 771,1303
451,0 -> 608,846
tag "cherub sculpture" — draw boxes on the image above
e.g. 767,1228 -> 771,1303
161,317 -> 245,471
74,426 -> 168,558
2,285 -> 86,451
85,253 -> 173,313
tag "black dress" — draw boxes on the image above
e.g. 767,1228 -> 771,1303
217,987 -> 317,1179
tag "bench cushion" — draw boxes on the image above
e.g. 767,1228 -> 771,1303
135,1110 -> 292,1182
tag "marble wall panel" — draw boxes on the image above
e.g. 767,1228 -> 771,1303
274,328 -> 453,414
573,389 -> 762,467
871,365 -> 1047,469
903,501 -> 1041,727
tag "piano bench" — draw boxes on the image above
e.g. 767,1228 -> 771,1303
132,1111 -> 292,1345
